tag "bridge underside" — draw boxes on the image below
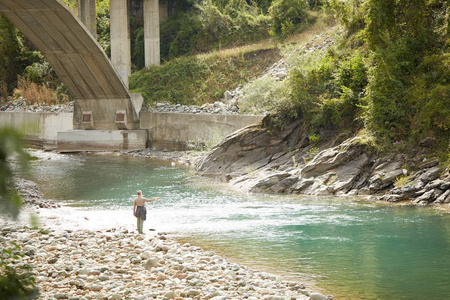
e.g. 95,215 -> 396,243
0,0 -> 140,130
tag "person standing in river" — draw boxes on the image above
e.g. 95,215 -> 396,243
133,190 -> 162,234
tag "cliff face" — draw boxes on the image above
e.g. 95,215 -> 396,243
196,121 -> 450,205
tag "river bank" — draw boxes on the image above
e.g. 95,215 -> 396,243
1,205 -> 332,300
5,167 -> 332,300
7,149 -> 450,300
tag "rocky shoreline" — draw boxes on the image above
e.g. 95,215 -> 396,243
0,222 -> 333,300
196,120 -> 450,208
5,154 -> 333,300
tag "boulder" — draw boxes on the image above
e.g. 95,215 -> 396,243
380,194 -> 403,202
325,153 -> 370,194
414,190 -> 435,204
309,293 -> 328,300
269,176 -> 299,193
434,190 -> 450,204
196,119 -> 305,177
419,158 -> 439,169
250,172 -> 292,193
368,158 -> 404,192
419,167 -> 442,183
301,140 -> 366,179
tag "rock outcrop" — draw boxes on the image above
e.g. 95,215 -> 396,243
197,122 -> 450,205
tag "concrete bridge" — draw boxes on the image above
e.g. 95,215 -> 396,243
0,0 -> 161,132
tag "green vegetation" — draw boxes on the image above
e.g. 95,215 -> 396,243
130,48 -> 280,106
0,128 -> 30,219
0,127 -> 38,299
1,0 -> 449,157
239,0 -> 449,156
0,242 -> 39,299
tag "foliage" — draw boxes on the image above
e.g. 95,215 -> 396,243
96,0 -> 111,56
239,75 -> 289,114
0,128 -> 30,219
246,46 -> 368,130
0,15 -> 41,95
130,17 -> 145,70
14,76 -> 69,105
130,48 -> 280,105
0,242 -> 39,299
362,0 -> 450,147
0,129 -> 37,299
161,0 -> 271,60
268,0 -> 308,37
394,175 -> 410,188
329,0 -> 365,34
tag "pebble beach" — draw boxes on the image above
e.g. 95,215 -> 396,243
0,206 -> 332,300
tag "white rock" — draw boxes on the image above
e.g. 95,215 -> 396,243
309,293 -> 328,300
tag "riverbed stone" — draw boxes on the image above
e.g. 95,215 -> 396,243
309,293 -> 328,300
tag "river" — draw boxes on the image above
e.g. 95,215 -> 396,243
24,150 -> 450,300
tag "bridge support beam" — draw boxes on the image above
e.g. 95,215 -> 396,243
144,0 -> 160,67
78,0 -> 97,39
110,0 -> 132,87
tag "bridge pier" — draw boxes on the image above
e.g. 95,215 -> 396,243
76,0 -> 161,87
110,0 -> 132,87
77,0 -> 97,39
144,0 -> 160,67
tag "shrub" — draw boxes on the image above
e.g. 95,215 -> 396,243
15,76 -> 60,105
239,75 -> 289,115
196,0 -> 271,49
269,0 -> 308,36
0,242 -> 39,299
130,48 -> 280,106
24,61 -> 54,86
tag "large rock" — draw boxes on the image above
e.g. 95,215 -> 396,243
195,115 -> 447,205
144,257 -> 160,270
434,189 -> 450,204
196,118 -> 305,177
369,160 -> 403,191
325,153 -> 370,194
301,138 -> 367,179
419,167 -> 442,183
414,190 -> 435,204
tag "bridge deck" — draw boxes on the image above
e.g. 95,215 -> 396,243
0,0 -> 130,101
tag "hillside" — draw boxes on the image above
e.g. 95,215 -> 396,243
1,0 -> 449,160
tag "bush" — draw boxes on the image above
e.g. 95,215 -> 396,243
196,0 -> 271,49
240,75 -> 289,115
269,0 -> 308,36
130,48 -> 280,106
0,242 -> 39,299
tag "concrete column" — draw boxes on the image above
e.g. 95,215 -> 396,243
144,0 -> 160,67
78,0 -> 97,39
110,0 -> 131,87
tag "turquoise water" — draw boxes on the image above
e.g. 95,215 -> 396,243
27,150 -> 450,299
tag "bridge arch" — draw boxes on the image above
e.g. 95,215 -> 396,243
0,0 -> 141,130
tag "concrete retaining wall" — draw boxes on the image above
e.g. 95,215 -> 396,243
140,112 -> 263,151
0,112 -> 73,149
0,111 -> 263,151
58,130 -> 148,152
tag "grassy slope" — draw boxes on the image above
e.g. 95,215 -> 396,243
129,12 -> 337,107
